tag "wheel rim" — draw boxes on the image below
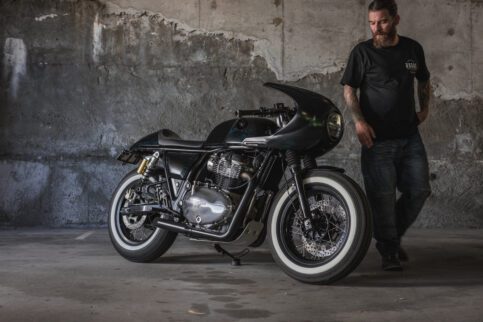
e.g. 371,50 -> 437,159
110,174 -> 161,250
270,176 -> 358,275
278,184 -> 350,267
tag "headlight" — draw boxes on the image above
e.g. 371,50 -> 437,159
326,112 -> 343,141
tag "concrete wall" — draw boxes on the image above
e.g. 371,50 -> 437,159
0,0 -> 482,227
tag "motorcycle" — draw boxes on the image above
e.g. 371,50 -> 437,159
108,83 -> 372,284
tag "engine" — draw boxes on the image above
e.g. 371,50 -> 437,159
206,153 -> 251,190
182,152 -> 254,230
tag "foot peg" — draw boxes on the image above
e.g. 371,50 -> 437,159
214,244 -> 249,266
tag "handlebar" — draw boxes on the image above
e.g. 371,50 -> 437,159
235,109 -> 265,117
235,103 -> 294,118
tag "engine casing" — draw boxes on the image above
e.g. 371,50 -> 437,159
183,186 -> 234,225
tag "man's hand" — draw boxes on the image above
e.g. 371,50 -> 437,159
355,120 -> 376,148
417,79 -> 431,124
343,85 -> 376,148
417,108 -> 429,124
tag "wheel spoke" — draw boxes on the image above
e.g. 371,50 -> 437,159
117,180 -> 160,244
328,220 -> 344,232
282,186 -> 351,264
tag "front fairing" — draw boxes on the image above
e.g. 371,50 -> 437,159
262,83 -> 344,155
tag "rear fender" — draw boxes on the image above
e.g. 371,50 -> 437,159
117,149 -> 143,165
116,150 -> 167,176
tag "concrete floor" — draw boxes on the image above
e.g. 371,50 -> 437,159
0,229 -> 482,322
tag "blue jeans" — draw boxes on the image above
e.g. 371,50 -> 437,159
361,131 -> 431,257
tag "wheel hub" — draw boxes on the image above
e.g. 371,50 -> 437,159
122,214 -> 147,230
298,197 -> 347,258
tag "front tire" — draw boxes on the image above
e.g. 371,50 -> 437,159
108,170 -> 177,262
268,170 -> 372,284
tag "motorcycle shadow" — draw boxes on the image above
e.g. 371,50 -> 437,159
149,236 -> 483,287
339,241 -> 483,287
154,247 -> 275,265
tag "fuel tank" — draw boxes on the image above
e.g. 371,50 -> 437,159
205,117 -> 278,146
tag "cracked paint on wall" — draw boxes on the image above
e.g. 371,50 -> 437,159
105,0 -> 352,82
103,1 -> 285,79
3,38 -> 27,99
35,14 -> 58,22
92,13 -> 104,63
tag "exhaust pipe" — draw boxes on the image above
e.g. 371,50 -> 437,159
120,203 -> 235,240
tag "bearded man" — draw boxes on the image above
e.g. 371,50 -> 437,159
340,0 -> 432,271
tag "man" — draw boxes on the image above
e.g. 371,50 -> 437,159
340,0 -> 431,271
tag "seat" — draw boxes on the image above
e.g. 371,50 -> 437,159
157,129 -> 204,149
158,139 -> 204,149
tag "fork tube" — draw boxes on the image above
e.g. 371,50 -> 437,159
286,151 -> 311,220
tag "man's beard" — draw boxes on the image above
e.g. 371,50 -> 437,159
372,26 -> 397,48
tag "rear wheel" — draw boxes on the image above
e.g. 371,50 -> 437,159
268,170 -> 371,284
108,170 -> 177,262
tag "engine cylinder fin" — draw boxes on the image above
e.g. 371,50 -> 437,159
207,153 -> 247,190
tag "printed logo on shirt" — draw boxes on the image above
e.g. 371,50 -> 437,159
405,60 -> 418,74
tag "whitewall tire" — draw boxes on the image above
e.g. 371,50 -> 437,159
268,170 -> 371,284
108,170 -> 177,262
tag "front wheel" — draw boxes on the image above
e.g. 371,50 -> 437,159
268,170 -> 372,284
108,170 -> 177,262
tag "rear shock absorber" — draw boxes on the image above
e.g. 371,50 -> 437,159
137,152 -> 160,180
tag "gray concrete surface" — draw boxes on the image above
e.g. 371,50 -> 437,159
1,0 -> 482,227
1,228 -> 483,321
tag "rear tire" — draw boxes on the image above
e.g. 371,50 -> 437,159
268,170 -> 372,284
108,170 -> 177,262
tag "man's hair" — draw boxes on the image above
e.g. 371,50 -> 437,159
368,0 -> 398,17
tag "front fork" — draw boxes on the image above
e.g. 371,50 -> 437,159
286,151 -> 314,233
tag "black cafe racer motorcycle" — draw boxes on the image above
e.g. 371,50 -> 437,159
109,83 -> 372,284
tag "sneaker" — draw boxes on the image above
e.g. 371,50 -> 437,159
398,248 -> 409,262
382,255 -> 403,271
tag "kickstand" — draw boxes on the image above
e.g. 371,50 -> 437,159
214,244 -> 249,266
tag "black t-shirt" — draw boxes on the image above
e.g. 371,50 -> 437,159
340,36 -> 430,139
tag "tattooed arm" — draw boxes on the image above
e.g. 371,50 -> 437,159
343,85 -> 376,148
417,79 -> 431,124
